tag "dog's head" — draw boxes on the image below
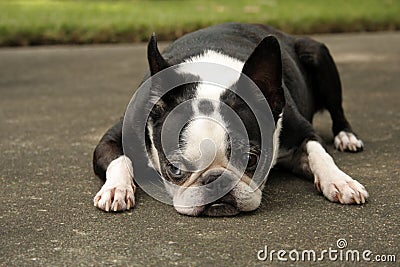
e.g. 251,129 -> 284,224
144,34 -> 285,216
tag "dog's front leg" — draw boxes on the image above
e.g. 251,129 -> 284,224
305,140 -> 369,204
93,119 -> 136,212
94,155 -> 136,211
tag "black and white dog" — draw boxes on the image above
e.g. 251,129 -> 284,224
93,23 -> 368,216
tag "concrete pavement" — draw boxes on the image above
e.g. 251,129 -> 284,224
0,32 -> 399,266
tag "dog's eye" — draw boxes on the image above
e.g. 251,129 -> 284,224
242,152 -> 259,170
166,162 -> 186,180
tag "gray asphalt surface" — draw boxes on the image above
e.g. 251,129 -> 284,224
0,32 -> 399,266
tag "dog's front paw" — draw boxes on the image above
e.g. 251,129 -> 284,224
315,174 -> 369,204
334,131 -> 364,152
94,181 -> 136,212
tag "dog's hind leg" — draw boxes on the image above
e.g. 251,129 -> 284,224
295,37 -> 363,152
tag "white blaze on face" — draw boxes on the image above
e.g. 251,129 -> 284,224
177,50 -> 244,84
195,83 -> 225,102
271,114 -> 283,167
175,50 -> 244,171
182,116 -> 228,170
181,75 -> 233,170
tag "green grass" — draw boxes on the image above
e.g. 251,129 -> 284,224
0,0 -> 399,46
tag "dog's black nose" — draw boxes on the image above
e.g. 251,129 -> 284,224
201,174 -> 221,185
201,172 -> 235,194
200,169 -> 237,201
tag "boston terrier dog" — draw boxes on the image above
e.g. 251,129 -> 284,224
93,23 -> 368,216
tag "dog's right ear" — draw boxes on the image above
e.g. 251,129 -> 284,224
241,35 -> 285,119
148,33 -> 169,76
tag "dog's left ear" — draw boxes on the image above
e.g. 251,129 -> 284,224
148,33 -> 169,76
242,35 -> 285,116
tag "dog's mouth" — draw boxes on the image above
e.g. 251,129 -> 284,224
202,194 -> 239,217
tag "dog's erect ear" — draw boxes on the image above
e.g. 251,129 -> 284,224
148,33 -> 169,76
242,35 -> 285,116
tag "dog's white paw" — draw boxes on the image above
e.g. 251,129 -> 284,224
334,131 -> 364,152
93,155 -> 136,212
94,181 -> 136,212
315,173 -> 369,204
307,140 -> 368,205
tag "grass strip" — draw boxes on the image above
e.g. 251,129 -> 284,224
1,0 -> 399,46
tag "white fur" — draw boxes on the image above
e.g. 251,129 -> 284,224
93,156 -> 136,211
254,114 -> 282,192
306,141 -> 368,204
232,181 -> 262,211
146,119 -> 161,172
182,117 -> 227,169
334,131 -> 364,152
195,84 -> 225,102
174,205 -> 204,217
176,50 -> 244,108
177,50 -> 244,84
271,114 -> 283,167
